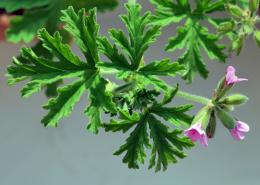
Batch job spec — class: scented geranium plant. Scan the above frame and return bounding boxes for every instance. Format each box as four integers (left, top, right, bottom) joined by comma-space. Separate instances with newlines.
4, 0, 255, 171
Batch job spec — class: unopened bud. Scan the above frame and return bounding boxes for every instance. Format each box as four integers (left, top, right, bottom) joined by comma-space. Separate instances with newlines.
218, 21, 235, 34
206, 111, 217, 138
216, 107, 235, 129
226, 4, 244, 18
221, 94, 249, 106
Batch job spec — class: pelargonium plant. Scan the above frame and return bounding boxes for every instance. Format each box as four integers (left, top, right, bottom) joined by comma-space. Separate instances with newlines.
3, 0, 256, 172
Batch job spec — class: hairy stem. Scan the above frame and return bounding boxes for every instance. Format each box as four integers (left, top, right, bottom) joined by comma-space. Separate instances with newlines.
176, 90, 211, 105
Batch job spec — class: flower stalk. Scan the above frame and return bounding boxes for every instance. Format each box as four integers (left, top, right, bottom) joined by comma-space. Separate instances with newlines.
176, 90, 211, 105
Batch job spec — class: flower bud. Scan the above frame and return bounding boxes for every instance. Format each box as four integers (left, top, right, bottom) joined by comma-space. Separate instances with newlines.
249, 0, 260, 13
184, 122, 209, 147
218, 21, 235, 34
221, 94, 249, 106
214, 77, 231, 101
230, 121, 250, 141
216, 107, 235, 129
206, 111, 216, 139
226, 4, 244, 18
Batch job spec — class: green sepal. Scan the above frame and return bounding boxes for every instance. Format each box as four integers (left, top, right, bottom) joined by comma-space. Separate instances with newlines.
220, 94, 249, 106
218, 21, 235, 34
216, 107, 235, 129
192, 106, 213, 129
226, 3, 244, 18
206, 111, 217, 138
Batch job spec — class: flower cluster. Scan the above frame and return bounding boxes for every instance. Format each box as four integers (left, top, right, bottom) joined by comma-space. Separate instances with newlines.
185, 66, 250, 147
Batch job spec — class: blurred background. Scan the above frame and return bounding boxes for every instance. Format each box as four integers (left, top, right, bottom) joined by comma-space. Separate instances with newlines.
0, 0, 259, 184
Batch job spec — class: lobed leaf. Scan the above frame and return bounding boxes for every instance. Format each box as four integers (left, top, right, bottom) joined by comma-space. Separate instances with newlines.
7, 7, 116, 133
151, 0, 228, 82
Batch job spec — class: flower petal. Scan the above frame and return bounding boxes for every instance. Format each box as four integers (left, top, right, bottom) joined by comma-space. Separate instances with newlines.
236, 121, 250, 132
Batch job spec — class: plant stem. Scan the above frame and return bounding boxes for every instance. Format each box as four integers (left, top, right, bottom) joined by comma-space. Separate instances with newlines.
176, 90, 211, 105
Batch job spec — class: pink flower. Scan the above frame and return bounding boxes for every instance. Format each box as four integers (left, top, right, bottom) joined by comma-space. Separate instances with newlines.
230, 121, 250, 141
184, 123, 209, 147
225, 66, 248, 85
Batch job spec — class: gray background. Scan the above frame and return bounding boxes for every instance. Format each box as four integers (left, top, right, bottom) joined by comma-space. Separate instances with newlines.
0, 0, 259, 184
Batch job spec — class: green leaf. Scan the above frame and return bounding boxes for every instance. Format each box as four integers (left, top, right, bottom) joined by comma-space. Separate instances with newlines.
38, 29, 84, 67
150, 0, 189, 26
150, 85, 193, 127
151, 105, 193, 128
6, 7, 51, 43
108, 110, 194, 171
42, 79, 86, 127
106, 84, 194, 171
148, 114, 194, 172
166, 21, 226, 82
61, 7, 100, 66
151, 0, 227, 82
104, 110, 140, 133
85, 75, 116, 134
2, 0, 118, 43
99, 2, 162, 69
138, 59, 185, 76
98, 2, 184, 91
7, 7, 115, 133
113, 114, 151, 169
